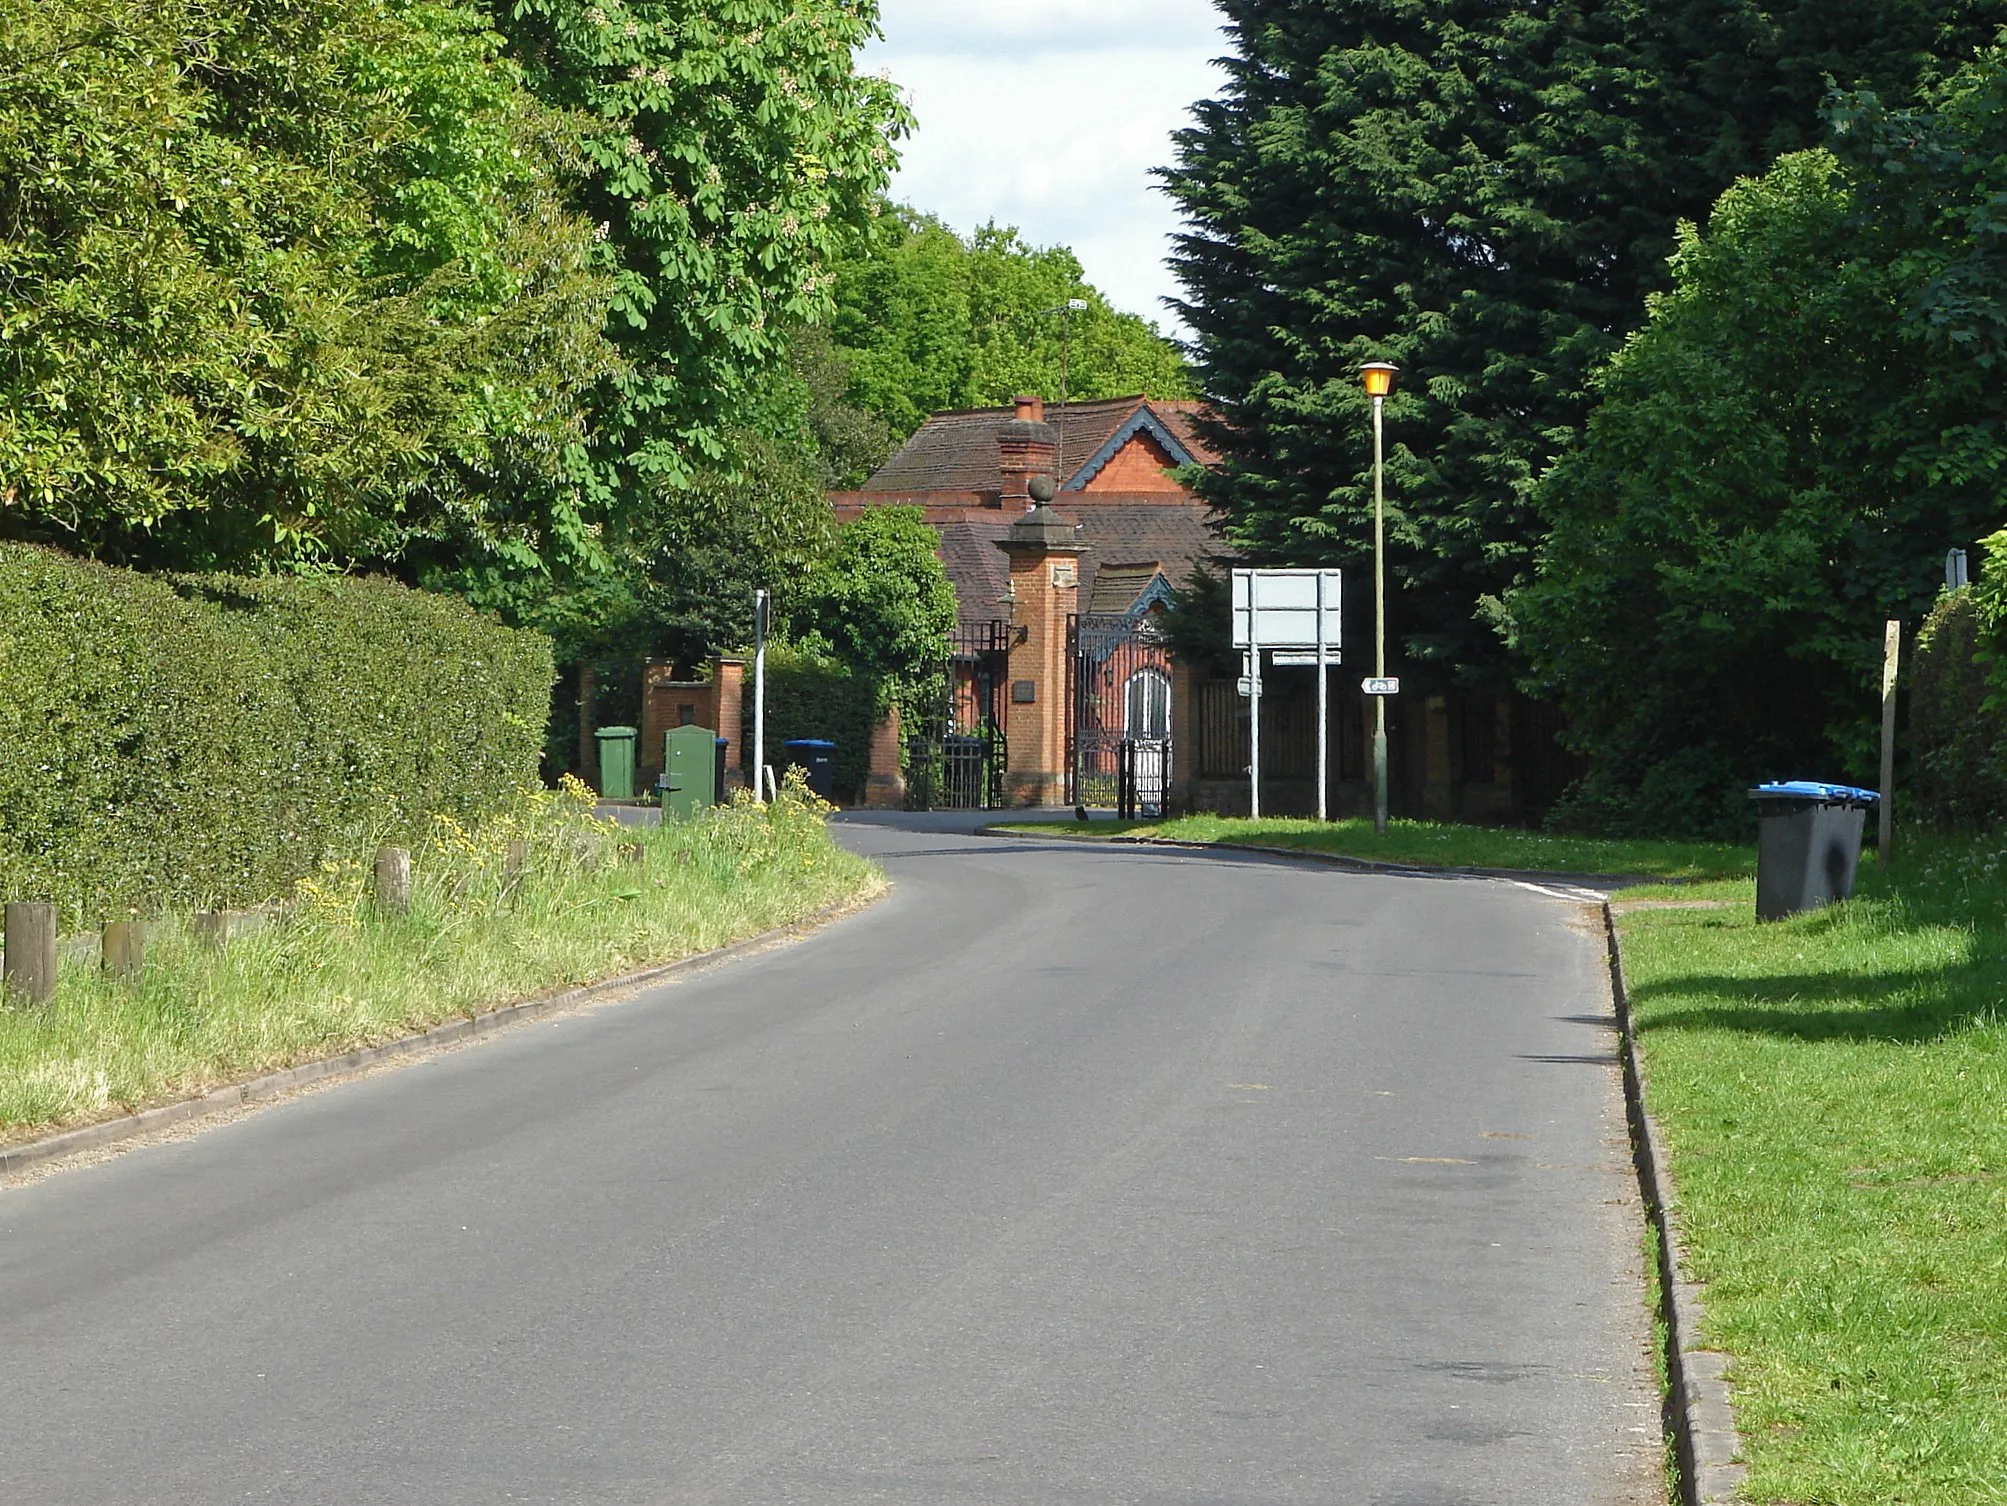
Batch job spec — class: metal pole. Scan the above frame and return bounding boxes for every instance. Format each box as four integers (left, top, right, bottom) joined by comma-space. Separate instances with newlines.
1249, 649, 1263, 821
1372, 394, 1389, 835
1315, 571, 1329, 822
753, 589, 769, 805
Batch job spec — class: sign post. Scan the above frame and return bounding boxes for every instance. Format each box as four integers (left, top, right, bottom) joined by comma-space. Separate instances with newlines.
1879, 619, 1899, 862
1232, 569, 1342, 821
753, 589, 770, 804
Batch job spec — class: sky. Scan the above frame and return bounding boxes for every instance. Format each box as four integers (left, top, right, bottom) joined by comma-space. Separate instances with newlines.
859, 0, 1229, 340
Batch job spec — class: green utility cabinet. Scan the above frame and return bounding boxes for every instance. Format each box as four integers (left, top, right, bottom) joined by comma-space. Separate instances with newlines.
595, 725, 637, 800
660, 724, 718, 819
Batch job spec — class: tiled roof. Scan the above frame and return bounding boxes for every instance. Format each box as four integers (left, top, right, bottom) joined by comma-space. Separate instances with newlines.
929, 501, 1229, 631
1085, 563, 1165, 617
1070, 502, 1227, 607
861, 396, 1218, 498
935, 517, 1014, 628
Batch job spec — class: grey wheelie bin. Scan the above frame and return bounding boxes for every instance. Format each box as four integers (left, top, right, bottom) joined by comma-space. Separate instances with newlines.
1750, 781, 1880, 920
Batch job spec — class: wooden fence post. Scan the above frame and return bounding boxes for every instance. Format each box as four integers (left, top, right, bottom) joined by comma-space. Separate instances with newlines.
502, 839, 529, 905
3, 901, 57, 1003
374, 846, 412, 914
102, 920, 147, 978
194, 911, 230, 948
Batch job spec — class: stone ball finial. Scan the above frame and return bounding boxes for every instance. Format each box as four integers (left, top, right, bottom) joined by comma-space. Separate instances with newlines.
1027, 473, 1057, 504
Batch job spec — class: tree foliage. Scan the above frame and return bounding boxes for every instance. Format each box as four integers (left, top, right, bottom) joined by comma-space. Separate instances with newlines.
491, 0, 910, 493
830, 210, 1193, 440
1161, 0, 2007, 686
0, 0, 617, 570
1516, 46, 2007, 833
793, 504, 958, 697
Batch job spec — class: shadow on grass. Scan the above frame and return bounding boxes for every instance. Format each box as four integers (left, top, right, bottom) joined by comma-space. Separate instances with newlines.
1631, 956, 2005, 1045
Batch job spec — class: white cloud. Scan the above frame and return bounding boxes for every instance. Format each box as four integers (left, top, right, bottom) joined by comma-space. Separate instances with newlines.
862, 0, 1227, 337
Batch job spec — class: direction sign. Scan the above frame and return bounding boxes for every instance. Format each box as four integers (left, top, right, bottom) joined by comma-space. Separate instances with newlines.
1361, 677, 1400, 696
1270, 651, 1337, 667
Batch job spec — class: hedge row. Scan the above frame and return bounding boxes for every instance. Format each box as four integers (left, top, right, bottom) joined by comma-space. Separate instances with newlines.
0, 544, 553, 928
744, 644, 881, 803
1911, 584, 2007, 829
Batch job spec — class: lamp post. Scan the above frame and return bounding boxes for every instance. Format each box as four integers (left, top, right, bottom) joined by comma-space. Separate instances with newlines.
1361, 361, 1398, 835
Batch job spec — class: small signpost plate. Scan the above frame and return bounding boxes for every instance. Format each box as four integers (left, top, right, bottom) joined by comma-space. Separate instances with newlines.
1361, 677, 1400, 696
1270, 651, 1336, 667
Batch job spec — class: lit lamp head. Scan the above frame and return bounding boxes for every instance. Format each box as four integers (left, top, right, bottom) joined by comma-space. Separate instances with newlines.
1361, 361, 1398, 400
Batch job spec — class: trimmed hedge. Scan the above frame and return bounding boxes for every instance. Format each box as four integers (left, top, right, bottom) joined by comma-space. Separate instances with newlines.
744, 644, 880, 803
1911, 579, 2007, 830
0, 545, 552, 927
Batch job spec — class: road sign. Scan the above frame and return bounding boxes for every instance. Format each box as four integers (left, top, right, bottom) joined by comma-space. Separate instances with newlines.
1362, 677, 1400, 696
1230, 568, 1342, 650
1237, 676, 1254, 697
1270, 651, 1338, 667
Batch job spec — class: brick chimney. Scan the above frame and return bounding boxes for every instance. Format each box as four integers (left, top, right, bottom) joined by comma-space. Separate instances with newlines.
996, 394, 1057, 508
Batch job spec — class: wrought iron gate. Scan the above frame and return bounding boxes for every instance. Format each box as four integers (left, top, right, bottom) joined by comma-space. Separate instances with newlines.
1067, 611, 1173, 814
905, 620, 1010, 810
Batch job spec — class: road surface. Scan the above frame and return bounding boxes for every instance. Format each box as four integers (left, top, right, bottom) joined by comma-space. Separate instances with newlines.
0, 812, 1658, 1505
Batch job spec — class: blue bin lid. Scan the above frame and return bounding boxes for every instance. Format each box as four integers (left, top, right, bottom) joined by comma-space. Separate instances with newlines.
1750, 780, 1880, 803
783, 739, 836, 751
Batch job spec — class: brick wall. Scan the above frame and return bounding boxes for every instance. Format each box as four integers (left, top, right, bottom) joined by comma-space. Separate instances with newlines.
1079, 432, 1180, 493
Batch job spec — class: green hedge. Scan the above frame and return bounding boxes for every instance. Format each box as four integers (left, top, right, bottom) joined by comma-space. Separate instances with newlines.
0, 545, 552, 927
1912, 583, 2007, 829
744, 644, 880, 803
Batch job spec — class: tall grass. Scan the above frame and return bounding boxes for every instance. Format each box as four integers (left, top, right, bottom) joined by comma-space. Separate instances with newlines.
0, 776, 878, 1139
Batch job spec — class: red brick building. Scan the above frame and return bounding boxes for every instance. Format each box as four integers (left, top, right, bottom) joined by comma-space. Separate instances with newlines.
831, 392, 1584, 821
832, 394, 1221, 807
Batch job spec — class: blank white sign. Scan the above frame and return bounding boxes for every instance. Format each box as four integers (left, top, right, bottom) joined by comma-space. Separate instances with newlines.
1231, 569, 1342, 650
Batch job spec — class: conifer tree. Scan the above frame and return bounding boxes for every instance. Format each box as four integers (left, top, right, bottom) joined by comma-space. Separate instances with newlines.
1161, 0, 2007, 682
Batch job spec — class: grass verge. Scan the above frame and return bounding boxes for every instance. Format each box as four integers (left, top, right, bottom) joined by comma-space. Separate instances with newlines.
1620, 834, 2007, 1505
997, 812, 1754, 883
0, 779, 878, 1142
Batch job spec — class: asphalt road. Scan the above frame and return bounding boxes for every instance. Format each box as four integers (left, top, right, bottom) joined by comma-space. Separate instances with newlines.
0, 813, 1659, 1505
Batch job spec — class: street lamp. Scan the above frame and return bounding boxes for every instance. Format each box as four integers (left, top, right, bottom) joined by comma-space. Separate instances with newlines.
1361, 361, 1398, 835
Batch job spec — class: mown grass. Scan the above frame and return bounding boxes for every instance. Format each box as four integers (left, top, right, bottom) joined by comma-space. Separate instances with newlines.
998, 812, 1754, 882
1621, 834, 2007, 1505
0, 779, 878, 1141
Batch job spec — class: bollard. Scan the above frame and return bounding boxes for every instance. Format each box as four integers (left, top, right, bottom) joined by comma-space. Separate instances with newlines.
3, 901, 57, 1003
374, 846, 412, 914
502, 839, 529, 904
102, 920, 147, 978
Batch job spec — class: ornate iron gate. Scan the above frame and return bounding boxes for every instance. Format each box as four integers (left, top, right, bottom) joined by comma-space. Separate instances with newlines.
905, 620, 1010, 810
1067, 611, 1173, 815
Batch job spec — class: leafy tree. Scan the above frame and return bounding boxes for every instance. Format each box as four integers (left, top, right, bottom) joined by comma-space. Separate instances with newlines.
830, 210, 1194, 440
488, 0, 910, 495
0, 0, 616, 570
1160, 0, 2007, 687
794, 505, 958, 698
1516, 43, 2007, 833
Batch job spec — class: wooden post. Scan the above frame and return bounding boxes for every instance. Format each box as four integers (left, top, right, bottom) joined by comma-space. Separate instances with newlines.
374, 845, 412, 914
502, 839, 529, 904
619, 840, 645, 866
1879, 619, 1900, 862
102, 920, 146, 978
3, 901, 57, 1003
194, 911, 230, 948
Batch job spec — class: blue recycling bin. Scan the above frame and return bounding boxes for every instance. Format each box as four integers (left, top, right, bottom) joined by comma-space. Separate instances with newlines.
1750, 781, 1880, 920
781, 739, 837, 801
